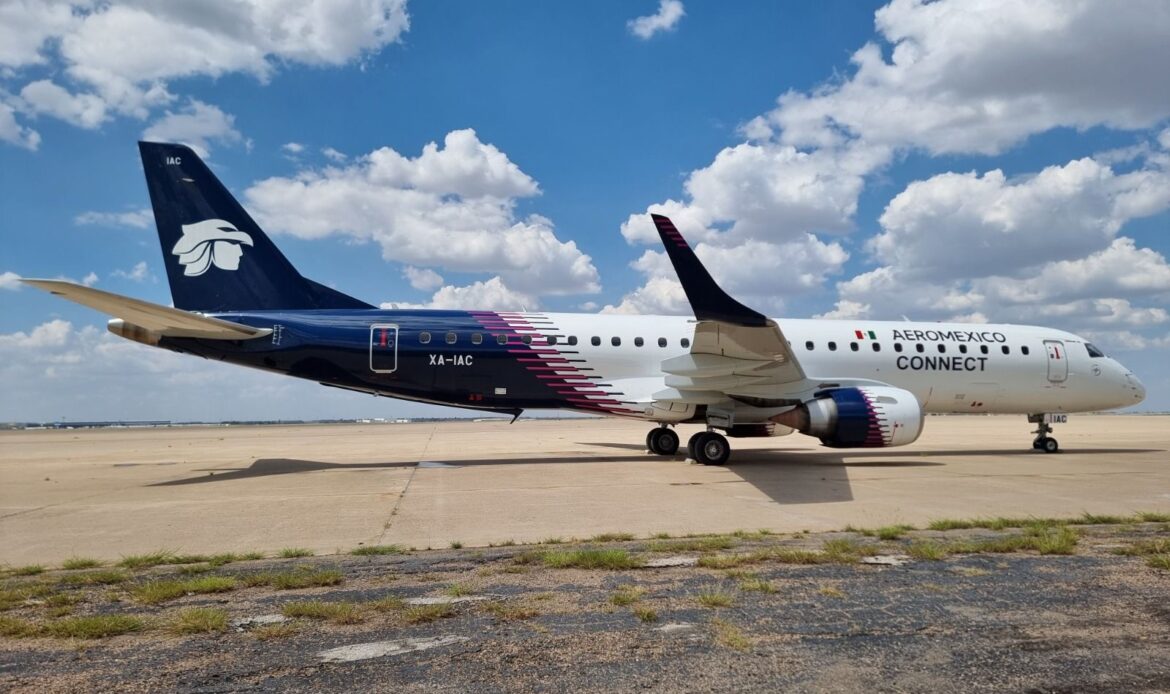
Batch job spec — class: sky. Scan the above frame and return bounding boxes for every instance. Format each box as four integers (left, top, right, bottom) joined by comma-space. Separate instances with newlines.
1, 0, 1168, 422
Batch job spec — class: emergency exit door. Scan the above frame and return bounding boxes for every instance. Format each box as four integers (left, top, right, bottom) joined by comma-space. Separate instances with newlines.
370, 324, 398, 373
1044, 340, 1067, 383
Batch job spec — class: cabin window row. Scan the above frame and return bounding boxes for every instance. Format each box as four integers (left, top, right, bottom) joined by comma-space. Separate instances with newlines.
416, 332, 691, 348
802, 341, 1030, 356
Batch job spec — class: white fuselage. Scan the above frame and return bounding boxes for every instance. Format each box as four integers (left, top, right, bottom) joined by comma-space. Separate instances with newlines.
526, 314, 1145, 417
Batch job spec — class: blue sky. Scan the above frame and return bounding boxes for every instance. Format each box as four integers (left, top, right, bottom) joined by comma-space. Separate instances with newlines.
2, 0, 1168, 421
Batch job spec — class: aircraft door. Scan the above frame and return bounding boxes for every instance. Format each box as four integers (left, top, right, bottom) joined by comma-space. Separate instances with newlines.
1044, 340, 1067, 383
370, 324, 398, 373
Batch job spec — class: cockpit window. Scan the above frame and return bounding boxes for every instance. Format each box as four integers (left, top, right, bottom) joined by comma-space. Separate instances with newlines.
1085, 343, 1106, 358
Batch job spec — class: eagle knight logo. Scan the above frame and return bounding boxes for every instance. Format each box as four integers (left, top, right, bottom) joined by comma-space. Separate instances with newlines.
171, 219, 254, 276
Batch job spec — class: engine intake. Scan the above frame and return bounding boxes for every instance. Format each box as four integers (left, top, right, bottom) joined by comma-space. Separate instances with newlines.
770, 386, 923, 448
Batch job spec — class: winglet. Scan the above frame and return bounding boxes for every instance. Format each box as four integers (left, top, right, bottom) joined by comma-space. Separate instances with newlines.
651, 214, 768, 327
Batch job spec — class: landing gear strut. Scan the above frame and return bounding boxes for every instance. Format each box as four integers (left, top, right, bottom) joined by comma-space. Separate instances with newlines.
646, 426, 680, 456
1028, 414, 1061, 453
687, 430, 731, 466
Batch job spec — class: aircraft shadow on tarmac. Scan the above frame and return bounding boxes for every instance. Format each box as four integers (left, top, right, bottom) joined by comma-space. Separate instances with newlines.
149, 458, 415, 486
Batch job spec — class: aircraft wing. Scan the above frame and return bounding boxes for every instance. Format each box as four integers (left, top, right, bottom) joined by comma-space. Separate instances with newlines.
649, 215, 807, 405
22, 279, 272, 340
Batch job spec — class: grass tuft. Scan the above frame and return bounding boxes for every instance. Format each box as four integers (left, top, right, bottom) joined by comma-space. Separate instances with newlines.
590, 532, 635, 543
168, 607, 228, 634
1114, 539, 1170, 556
482, 600, 539, 621
738, 577, 775, 593
818, 585, 847, 599
541, 549, 641, 570
367, 596, 405, 612
1079, 512, 1128, 525
118, 551, 211, 569
875, 524, 915, 541
906, 541, 950, 561
282, 600, 364, 624
12, 566, 45, 576
403, 603, 455, 624
60, 569, 129, 586
132, 576, 237, 604
772, 549, 836, 565
711, 618, 750, 651
241, 568, 344, 591
648, 537, 735, 553
350, 545, 406, 556
443, 583, 474, 597
696, 586, 735, 608
44, 614, 144, 639
277, 548, 314, 559
253, 622, 299, 640
1135, 511, 1170, 523
448, 541, 464, 549
61, 557, 103, 570
610, 586, 645, 606
633, 606, 658, 623
0, 615, 39, 637
1147, 555, 1170, 570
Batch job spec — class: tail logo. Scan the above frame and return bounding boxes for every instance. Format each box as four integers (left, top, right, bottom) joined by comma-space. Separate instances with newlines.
172, 219, 254, 276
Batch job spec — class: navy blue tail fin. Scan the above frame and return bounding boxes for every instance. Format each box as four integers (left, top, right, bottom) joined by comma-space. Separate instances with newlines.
138, 141, 372, 312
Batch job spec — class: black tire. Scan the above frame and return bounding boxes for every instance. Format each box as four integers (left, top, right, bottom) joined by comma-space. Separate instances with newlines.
646, 429, 657, 452
687, 432, 704, 460
1032, 439, 1043, 450
648, 427, 679, 456
693, 432, 731, 466
1043, 437, 1059, 454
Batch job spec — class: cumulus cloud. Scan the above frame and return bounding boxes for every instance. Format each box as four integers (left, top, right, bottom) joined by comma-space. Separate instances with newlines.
0, 102, 40, 150
245, 129, 600, 296
0, 271, 24, 291
75, 208, 154, 229
141, 99, 242, 156
382, 276, 536, 311
111, 261, 151, 282
628, 0, 685, 39
0, 0, 410, 148
402, 266, 444, 291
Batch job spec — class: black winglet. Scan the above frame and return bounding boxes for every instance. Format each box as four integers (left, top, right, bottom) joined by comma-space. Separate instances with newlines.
651, 214, 768, 326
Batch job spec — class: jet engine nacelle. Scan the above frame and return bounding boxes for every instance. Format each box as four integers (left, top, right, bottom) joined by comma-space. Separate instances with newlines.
771, 386, 923, 448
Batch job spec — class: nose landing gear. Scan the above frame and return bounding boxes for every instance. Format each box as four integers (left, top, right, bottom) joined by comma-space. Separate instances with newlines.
1028, 414, 1063, 453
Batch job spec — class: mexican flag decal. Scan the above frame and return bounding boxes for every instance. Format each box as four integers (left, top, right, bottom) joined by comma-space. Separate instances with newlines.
854, 329, 876, 340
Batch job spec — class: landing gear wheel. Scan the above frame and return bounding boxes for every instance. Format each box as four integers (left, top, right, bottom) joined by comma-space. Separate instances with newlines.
692, 431, 731, 466
1028, 415, 1061, 454
1041, 437, 1059, 454
647, 427, 679, 456
686, 432, 704, 460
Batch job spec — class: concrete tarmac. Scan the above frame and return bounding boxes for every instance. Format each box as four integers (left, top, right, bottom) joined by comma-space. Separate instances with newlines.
1, 415, 1167, 565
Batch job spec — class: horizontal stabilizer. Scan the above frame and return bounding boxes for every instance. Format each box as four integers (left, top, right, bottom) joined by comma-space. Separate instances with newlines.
22, 279, 271, 340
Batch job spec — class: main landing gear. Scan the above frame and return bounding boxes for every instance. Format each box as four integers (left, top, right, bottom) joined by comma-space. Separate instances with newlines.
687, 430, 731, 466
645, 425, 732, 465
646, 426, 680, 456
1028, 414, 1062, 453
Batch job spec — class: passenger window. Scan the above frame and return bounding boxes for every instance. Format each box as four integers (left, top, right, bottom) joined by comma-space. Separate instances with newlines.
445, 332, 457, 344
611, 336, 621, 346
419, 331, 431, 344
872, 343, 881, 352
894, 343, 903, 353
681, 338, 690, 348
959, 344, 967, 354
980, 344, 989, 354
850, 342, 859, 351
634, 337, 644, 347
591, 336, 601, 346
828, 341, 837, 351
568, 336, 578, 346
547, 335, 557, 346
1021, 345, 1029, 356
915, 344, 924, 353
937, 344, 946, 353
1002, 345, 1010, 355
471, 333, 483, 345
658, 337, 667, 347
522, 335, 532, 345
805, 340, 814, 351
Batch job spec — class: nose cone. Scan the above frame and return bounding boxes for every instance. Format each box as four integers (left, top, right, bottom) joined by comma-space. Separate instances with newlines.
1127, 373, 1146, 405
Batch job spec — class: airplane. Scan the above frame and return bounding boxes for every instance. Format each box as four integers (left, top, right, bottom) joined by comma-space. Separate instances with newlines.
24, 142, 1146, 464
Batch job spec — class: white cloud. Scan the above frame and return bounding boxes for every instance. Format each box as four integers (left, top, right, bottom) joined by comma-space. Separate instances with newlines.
81, 272, 98, 287
0, 102, 40, 150
75, 208, 154, 229
872, 158, 1170, 281
19, 79, 108, 128
0, 0, 410, 148
321, 146, 347, 162
112, 261, 150, 282
141, 99, 242, 156
763, 0, 1170, 156
628, 0, 685, 39
245, 129, 599, 296
402, 265, 443, 291
382, 276, 536, 311
0, 271, 23, 291
0, 319, 73, 349
282, 141, 305, 154
602, 277, 687, 315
